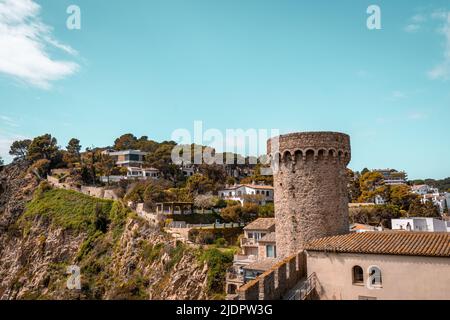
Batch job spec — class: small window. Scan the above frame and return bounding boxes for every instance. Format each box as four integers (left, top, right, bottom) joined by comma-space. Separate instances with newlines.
368, 266, 382, 288
352, 266, 364, 285
266, 245, 276, 258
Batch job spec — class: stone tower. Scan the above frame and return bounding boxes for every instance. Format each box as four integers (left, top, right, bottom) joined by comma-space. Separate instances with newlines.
267, 132, 351, 258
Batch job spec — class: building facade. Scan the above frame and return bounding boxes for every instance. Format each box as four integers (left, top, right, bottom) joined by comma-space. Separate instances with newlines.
373, 169, 407, 185
305, 232, 450, 300
226, 218, 277, 298
219, 184, 274, 205
102, 149, 148, 167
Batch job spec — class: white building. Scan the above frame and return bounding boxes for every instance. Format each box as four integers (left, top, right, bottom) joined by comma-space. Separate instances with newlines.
219, 184, 274, 205
411, 184, 448, 215
391, 217, 449, 232
181, 165, 195, 177
100, 167, 159, 183
411, 184, 438, 196
374, 195, 385, 205
421, 193, 447, 215
127, 167, 159, 179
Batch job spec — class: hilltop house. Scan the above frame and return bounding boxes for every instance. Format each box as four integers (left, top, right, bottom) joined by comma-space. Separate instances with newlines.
219, 184, 274, 205
373, 169, 407, 185
100, 166, 160, 183
411, 184, 439, 195
102, 149, 148, 168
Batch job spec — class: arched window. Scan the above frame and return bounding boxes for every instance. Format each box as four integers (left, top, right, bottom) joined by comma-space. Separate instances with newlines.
352, 266, 364, 285
368, 266, 382, 288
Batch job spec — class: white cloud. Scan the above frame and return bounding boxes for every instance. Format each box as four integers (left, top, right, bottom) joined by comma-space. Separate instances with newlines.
404, 24, 420, 33
0, 0, 79, 89
412, 14, 426, 23
404, 13, 427, 33
431, 9, 448, 20
428, 11, 450, 80
391, 90, 407, 100
0, 114, 19, 127
408, 111, 427, 120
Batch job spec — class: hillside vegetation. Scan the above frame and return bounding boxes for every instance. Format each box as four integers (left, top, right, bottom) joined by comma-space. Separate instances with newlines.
0, 165, 217, 300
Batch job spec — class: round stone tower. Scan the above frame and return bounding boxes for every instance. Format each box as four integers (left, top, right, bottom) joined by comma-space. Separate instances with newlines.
267, 132, 351, 258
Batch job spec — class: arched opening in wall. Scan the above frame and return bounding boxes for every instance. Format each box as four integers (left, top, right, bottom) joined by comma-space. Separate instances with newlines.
352, 265, 364, 285
338, 150, 343, 162
294, 150, 303, 166
283, 151, 292, 163
318, 149, 326, 161
328, 149, 336, 160
282, 151, 293, 170
368, 266, 382, 288
305, 149, 315, 162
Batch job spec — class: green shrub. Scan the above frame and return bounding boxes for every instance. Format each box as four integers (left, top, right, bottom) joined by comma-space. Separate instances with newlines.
141, 242, 163, 263
165, 242, 185, 271
197, 248, 234, 295
214, 238, 227, 247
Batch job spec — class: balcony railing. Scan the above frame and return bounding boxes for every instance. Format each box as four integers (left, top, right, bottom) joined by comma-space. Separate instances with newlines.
240, 238, 257, 246
226, 266, 244, 283
233, 254, 257, 264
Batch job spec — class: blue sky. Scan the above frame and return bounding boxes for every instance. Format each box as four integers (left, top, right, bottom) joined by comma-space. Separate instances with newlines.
0, 0, 449, 179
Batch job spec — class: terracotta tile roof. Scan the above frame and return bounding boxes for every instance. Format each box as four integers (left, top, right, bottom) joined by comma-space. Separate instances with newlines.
350, 223, 378, 231
222, 184, 274, 191
305, 232, 450, 258
243, 184, 274, 190
244, 218, 275, 231
258, 232, 276, 243
243, 258, 278, 272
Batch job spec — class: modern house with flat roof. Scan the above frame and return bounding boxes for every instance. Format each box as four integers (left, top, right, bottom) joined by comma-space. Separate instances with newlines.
100, 166, 160, 183
102, 149, 148, 167
373, 168, 407, 185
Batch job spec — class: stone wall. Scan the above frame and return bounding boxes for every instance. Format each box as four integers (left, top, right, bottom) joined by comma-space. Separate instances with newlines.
267, 132, 351, 258
47, 176, 120, 201
46, 175, 78, 191
81, 186, 105, 198
237, 251, 307, 300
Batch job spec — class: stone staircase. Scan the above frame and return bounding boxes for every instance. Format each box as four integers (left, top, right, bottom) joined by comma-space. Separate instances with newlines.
284, 272, 317, 300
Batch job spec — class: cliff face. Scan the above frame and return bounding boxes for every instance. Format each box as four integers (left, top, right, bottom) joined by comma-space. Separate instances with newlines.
0, 162, 209, 300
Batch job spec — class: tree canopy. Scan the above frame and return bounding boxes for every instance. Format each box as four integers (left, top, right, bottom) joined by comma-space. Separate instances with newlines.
9, 139, 31, 160
27, 134, 58, 161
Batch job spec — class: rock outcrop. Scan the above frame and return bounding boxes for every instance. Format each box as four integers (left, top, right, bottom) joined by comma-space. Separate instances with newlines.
0, 161, 209, 300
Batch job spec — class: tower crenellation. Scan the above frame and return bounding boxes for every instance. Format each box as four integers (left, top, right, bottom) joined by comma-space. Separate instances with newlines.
267, 132, 351, 258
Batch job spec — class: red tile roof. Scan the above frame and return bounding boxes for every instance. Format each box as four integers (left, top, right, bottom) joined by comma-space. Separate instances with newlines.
244, 218, 275, 231
305, 231, 450, 258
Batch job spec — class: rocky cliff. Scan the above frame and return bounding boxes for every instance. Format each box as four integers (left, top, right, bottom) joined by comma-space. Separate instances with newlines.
0, 161, 214, 300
